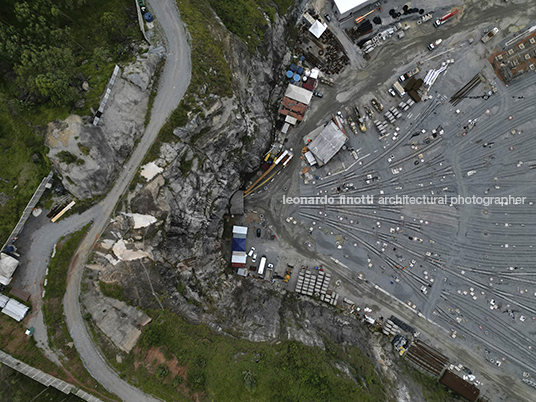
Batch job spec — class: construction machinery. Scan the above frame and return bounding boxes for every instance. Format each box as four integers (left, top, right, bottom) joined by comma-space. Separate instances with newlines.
364, 105, 374, 119
283, 269, 291, 283
371, 98, 383, 112
354, 106, 366, 132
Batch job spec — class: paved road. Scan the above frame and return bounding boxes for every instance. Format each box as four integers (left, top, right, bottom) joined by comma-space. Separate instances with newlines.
62, 1, 191, 401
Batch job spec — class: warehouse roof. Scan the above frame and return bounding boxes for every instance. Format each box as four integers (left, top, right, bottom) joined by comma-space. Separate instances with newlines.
307, 121, 347, 165
2, 298, 29, 322
309, 20, 327, 38
232, 226, 248, 235
0, 294, 9, 309
237, 268, 248, 277
0, 253, 19, 286
285, 84, 313, 105
440, 370, 480, 402
334, 0, 369, 15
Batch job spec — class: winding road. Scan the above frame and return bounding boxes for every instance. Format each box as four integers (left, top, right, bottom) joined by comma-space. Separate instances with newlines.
14, 0, 191, 400
64, 1, 191, 400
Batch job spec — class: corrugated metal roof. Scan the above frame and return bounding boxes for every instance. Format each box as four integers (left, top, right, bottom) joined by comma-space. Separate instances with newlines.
309, 20, 327, 39
334, 0, 370, 15
285, 115, 298, 125
2, 298, 29, 322
0, 295, 9, 309
232, 238, 246, 252
285, 84, 313, 105
231, 253, 247, 263
232, 226, 248, 234
307, 122, 347, 165
440, 370, 480, 402
305, 151, 317, 165
0, 253, 19, 286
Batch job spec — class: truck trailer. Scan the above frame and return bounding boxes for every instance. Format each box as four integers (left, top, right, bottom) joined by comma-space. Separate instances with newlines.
434, 9, 458, 27
481, 27, 499, 43
393, 82, 406, 97
258, 256, 267, 278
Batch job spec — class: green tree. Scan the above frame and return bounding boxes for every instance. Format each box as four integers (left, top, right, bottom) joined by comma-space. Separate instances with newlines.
15, 46, 78, 104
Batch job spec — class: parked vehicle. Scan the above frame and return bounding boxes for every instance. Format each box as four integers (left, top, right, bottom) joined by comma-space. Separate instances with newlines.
248, 247, 255, 257
313, 91, 323, 98
364, 105, 374, 119
393, 82, 406, 97
258, 256, 267, 278
354, 106, 366, 132
371, 98, 383, 112
400, 67, 420, 82
388, 88, 396, 97
434, 9, 458, 27
256, 228, 261, 237
481, 27, 499, 43
428, 39, 443, 50
252, 253, 257, 263
324, 13, 331, 22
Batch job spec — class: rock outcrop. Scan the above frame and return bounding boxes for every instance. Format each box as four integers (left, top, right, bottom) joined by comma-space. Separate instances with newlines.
45, 50, 162, 199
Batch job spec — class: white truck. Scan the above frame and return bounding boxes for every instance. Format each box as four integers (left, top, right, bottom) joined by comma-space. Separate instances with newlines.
393, 82, 406, 97
258, 256, 267, 278
428, 39, 443, 51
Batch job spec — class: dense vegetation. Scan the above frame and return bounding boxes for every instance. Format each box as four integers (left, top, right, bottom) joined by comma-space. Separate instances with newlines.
0, 0, 140, 110
206, 0, 294, 52
0, 102, 49, 243
106, 309, 388, 401
0, 0, 140, 245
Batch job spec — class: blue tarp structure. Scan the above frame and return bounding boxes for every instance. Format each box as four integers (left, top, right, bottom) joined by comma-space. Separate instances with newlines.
232, 238, 246, 252
286, 70, 293, 78
297, 67, 304, 75
290, 64, 297, 72
294, 74, 301, 82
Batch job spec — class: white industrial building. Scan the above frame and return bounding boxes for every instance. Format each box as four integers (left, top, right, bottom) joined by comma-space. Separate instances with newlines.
0, 295, 30, 322
0, 252, 19, 286
333, 0, 373, 20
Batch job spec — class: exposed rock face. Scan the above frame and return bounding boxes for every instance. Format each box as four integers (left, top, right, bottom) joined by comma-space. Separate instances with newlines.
144, 14, 290, 261
45, 50, 162, 199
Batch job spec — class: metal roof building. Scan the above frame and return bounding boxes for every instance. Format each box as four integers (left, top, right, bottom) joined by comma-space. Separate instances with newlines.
237, 268, 248, 277
333, 0, 372, 19
440, 370, 480, 402
0, 253, 19, 286
309, 20, 327, 38
284, 84, 313, 105
2, 297, 30, 322
0, 294, 9, 309
307, 121, 348, 165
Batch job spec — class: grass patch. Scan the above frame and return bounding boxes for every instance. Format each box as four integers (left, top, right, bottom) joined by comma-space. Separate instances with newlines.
41, 223, 118, 400
97, 308, 388, 401
401, 360, 452, 402
206, 0, 293, 53
99, 281, 129, 304
0, 102, 50, 245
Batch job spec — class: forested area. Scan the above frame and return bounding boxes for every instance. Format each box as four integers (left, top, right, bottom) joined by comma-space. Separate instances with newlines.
0, 0, 140, 244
